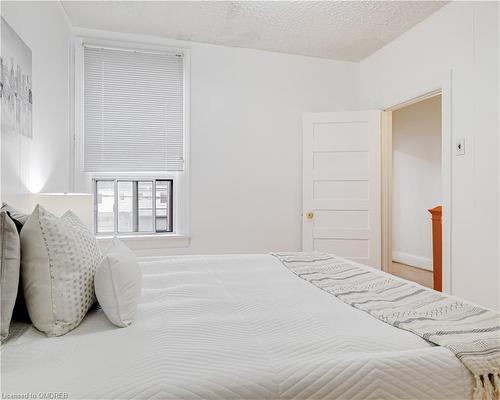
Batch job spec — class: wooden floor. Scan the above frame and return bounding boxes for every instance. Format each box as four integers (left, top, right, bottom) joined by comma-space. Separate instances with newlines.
389, 262, 433, 289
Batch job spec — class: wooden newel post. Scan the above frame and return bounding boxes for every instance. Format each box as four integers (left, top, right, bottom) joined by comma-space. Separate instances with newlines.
428, 206, 442, 292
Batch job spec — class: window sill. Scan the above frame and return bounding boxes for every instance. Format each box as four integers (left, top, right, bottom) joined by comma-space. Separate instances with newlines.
97, 233, 190, 251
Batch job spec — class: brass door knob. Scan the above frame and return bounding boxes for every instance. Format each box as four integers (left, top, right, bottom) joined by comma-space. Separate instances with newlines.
306, 211, 314, 220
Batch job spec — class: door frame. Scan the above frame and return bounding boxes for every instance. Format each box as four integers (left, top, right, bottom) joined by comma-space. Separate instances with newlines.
380, 71, 452, 294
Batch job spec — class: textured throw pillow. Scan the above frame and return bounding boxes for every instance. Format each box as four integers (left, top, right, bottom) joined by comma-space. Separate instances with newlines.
95, 238, 142, 327
20, 205, 101, 336
1, 203, 29, 229
0, 211, 21, 342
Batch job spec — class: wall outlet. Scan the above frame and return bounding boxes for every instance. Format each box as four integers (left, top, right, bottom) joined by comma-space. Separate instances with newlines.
455, 138, 465, 156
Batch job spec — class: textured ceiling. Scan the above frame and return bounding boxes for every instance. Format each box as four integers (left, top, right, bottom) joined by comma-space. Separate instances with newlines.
61, 1, 447, 62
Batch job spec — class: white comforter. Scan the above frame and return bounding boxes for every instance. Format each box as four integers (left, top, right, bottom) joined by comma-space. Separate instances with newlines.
2, 254, 473, 399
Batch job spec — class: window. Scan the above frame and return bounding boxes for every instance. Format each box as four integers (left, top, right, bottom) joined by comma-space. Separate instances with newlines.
95, 179, 173, 235
75, 38, 190, 238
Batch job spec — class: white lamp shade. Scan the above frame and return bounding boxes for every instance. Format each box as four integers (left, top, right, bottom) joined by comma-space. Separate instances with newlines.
30, 193, 93, 230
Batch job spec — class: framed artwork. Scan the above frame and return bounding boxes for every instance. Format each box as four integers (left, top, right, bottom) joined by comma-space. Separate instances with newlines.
1, 17, 32, 139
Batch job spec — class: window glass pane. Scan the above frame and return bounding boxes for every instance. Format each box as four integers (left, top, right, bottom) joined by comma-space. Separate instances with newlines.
118, 181, 133, 233
96, 181, 114, 233
138, 181, 153, 232
155, 180, 172, 232
96, 179, 174, 235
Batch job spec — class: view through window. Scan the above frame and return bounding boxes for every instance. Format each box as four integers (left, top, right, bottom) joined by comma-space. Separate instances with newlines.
95, 179, 173, 234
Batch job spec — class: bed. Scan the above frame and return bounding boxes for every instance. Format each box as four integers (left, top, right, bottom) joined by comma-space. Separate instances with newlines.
2, 254, 474, 399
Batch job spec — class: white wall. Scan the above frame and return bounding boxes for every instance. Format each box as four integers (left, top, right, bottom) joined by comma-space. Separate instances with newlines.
359, 2, 499, 310
72, 28, 359, 255
1, 1, 72, 210
189, 44, 357, 254
392, 95, 442, 270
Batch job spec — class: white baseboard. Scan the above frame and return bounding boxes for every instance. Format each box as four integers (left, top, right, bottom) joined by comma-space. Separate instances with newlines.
392, 251, 433, 271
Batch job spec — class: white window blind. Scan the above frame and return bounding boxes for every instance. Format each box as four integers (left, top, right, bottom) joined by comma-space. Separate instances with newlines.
84, 45, 184, 172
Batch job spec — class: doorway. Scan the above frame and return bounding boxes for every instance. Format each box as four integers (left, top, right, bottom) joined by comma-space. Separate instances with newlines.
381, 90, 449, 291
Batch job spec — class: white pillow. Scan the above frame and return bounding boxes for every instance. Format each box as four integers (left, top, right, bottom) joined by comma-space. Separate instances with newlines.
20, 205, 101, 336
94, 238, 142, 327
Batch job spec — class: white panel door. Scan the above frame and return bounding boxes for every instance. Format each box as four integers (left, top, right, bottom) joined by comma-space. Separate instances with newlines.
303, 111, 381, 268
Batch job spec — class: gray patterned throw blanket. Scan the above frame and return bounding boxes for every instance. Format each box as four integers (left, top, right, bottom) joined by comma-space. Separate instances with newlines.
272, 252, 500, 400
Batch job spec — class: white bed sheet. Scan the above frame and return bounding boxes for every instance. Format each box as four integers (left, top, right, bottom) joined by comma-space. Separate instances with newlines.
2, 254, 474, 399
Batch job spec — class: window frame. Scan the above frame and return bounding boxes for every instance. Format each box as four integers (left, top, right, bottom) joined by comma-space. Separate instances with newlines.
72, 35, 191, 239
93, 178, 174, 237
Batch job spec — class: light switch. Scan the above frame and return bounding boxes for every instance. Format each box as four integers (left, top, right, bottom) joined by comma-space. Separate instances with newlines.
455, 138, 465, 156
